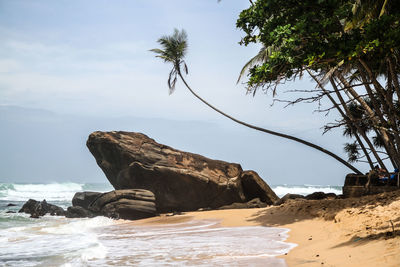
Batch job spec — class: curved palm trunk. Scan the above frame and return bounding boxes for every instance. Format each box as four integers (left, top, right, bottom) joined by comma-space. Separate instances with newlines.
177, 71, 362, 174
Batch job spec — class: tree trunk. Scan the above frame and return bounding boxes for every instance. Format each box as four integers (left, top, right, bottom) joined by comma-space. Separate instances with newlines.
307, 69, 375, 168
335, 72, 400, 168
329, 77, 385, 169
177, 71, 362, 174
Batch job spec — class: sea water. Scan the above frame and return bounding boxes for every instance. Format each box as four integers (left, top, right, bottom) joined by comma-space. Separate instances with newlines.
0, 183, 339, 266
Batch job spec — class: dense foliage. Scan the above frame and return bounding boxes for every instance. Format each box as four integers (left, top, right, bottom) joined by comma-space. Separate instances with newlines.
237, 0, 400, 171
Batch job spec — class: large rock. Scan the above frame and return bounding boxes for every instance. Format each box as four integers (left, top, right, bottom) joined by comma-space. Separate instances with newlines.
88, 189, 157, 220
87, 131, 278, 212
19, 199, 65, 218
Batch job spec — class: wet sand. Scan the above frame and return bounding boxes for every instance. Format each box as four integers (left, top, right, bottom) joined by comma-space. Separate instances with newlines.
133, 190, 400, 266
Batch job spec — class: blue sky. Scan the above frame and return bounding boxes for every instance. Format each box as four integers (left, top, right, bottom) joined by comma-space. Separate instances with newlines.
0, 0, 364, 185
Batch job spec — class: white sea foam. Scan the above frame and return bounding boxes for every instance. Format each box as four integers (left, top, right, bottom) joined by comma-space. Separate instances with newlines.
42, 216, 118, 235
0, 215, 113, 266
272, 184, 342, 198
80, 243, 107, 261
0, 182, 84, 201
0, 183, 313, 266
0, 182, 113, 202
0, 214, 295, 266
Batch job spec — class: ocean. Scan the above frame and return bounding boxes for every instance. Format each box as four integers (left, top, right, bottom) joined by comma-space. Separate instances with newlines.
0, 182, 341, 266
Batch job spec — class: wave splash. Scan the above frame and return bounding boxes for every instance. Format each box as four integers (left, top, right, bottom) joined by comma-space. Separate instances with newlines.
0, 183, 112, 202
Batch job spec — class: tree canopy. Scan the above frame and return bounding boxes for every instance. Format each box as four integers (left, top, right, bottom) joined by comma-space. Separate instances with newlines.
237, 0, 400, 171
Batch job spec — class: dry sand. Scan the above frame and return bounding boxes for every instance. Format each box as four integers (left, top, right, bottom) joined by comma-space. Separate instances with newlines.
133, 190, 400, 266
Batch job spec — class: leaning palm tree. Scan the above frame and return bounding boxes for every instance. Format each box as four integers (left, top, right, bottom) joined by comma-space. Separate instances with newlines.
151, 28, 362, 174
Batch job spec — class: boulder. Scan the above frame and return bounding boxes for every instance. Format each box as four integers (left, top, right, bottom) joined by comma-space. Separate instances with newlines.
240, 171, 279, 204
65, 206, 96, 218
274, 194, 305, 206
19, 199, 65, 218
7, 203, 17, 207
305, 192, 337, 200
72, 192, 102, 209
87, 131, 278, 212
88, 189, 157, 220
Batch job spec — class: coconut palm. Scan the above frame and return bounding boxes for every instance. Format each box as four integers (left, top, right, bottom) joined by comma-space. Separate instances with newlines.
151, 28, 362, 174
345, 0, 390, 31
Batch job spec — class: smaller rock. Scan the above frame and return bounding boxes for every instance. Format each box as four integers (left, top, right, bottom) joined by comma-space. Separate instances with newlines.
6, 211, 16, 213
274, 194, 305, 205
240, 171, 279, 204
218, 198, 268, 210
305, 192, 336, 200
19, 199, 65, 218
72, 192, 102, 209
7, 203, 17, 207
65, 206, 96, 218
88, 189, 157, 220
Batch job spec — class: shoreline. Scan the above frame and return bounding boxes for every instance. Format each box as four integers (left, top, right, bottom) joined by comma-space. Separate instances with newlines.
132, 190, 400, 267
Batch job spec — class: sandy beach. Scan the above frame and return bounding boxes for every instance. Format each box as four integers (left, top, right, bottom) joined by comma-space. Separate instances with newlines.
134, 190, 400, 266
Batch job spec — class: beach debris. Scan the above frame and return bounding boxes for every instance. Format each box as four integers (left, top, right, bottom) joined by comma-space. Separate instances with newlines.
389, 220, 395, 233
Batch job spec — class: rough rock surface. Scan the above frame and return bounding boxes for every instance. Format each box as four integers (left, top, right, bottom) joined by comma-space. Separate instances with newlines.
19, 199, 65, 218
72, 192, 102, 209
240, 171, 278, 204
88, 189, 156, 220
87, 131, 278, 212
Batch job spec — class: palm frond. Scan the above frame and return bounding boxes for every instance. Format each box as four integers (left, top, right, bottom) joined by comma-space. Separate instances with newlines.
237, 45, 277, 84
151, 28, 189, 94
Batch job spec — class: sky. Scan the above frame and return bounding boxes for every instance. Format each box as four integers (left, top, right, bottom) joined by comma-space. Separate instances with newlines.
0, 0, 366, 185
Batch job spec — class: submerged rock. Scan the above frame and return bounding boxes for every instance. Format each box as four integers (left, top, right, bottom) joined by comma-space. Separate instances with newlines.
87, 131, 278, 212
19, 199, 65, 218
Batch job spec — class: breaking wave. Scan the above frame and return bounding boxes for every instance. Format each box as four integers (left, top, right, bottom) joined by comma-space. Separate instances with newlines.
0, 182, 112, 202
271, 184, 342, 198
